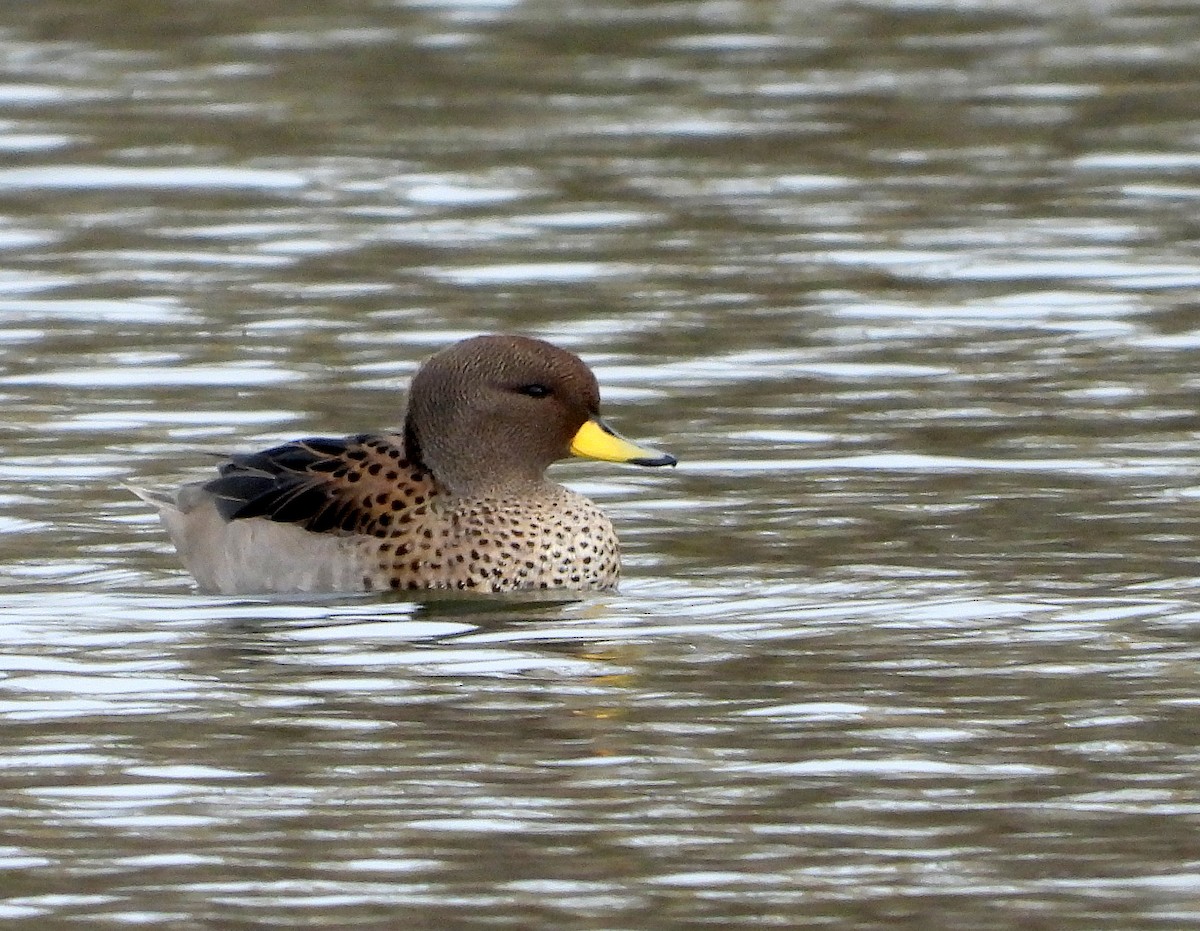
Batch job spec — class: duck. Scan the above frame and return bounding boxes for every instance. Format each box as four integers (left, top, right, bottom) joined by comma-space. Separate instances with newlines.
130, 334, 676, 596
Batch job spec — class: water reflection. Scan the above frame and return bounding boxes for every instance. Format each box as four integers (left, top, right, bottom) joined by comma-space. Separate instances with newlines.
4, 584, 1200, 925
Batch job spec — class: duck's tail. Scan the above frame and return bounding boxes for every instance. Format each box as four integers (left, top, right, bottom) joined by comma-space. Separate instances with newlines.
125, 484, 182, 513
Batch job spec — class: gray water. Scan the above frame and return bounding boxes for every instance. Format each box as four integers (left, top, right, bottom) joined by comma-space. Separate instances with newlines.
2, 1, 1200, 928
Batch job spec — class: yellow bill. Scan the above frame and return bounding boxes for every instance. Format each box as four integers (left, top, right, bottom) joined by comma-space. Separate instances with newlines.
570, 418, 676, 467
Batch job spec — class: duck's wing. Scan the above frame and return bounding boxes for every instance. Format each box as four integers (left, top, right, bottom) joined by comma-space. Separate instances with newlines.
204, 432, 435, 536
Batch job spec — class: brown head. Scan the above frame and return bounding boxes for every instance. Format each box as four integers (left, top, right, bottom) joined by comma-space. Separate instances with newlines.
405, 334, 675, 497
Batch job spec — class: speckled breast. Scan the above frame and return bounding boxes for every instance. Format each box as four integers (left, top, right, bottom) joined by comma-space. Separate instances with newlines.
355, 488, 621, 594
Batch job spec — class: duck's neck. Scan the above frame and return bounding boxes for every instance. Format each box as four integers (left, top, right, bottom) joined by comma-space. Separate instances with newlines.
404, 421, 551, 501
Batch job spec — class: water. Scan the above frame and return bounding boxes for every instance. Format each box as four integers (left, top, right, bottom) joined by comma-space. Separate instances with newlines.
3, 0, 1200, 927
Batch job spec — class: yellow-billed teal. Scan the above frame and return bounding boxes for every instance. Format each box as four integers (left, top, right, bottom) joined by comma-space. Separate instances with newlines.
130, 334, 676, 596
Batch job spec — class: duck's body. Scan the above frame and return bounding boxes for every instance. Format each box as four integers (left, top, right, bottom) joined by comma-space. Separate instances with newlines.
134, 432, 621, 595
132, 336, 674, 596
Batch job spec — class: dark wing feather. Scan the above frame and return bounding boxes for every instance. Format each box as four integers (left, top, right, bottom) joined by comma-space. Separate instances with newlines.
204, 433, 435, 536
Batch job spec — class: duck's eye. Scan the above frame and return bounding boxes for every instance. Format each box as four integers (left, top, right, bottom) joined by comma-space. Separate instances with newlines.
516, 383, 551, 399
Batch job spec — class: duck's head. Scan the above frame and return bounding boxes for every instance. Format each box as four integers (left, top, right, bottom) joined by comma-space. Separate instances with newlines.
405, 334, 676, 497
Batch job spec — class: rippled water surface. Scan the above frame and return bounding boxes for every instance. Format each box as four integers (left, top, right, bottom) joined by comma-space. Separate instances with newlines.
3, 0, 1200, 927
